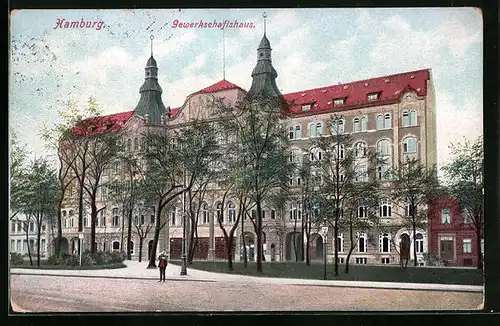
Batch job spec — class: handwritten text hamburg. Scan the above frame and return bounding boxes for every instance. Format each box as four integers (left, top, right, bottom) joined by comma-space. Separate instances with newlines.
53, 18, 104, 30
172, 19, 255, 29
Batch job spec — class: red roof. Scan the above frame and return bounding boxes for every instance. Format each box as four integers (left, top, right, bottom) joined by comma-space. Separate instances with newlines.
72, 111, 134, 136
191, 79, 244, 95
283, 69, 430, 116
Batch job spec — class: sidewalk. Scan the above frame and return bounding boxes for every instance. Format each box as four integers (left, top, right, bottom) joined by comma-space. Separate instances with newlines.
10, 261, 483, 293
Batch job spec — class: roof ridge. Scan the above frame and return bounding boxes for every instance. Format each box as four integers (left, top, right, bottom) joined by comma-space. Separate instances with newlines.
283, 68, 430, 96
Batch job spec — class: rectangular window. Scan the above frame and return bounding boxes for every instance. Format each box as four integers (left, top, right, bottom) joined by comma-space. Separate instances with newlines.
355, 257, 367, 264
42, 225, 46, 232
11, 240, 15, 251
463, 239, 472, 253
11, 222, 15, 233
17, 240, 21, 251
378, 165, 391, 181
41, 239, 46, 252
441, 208, 451, 224
295, 125, 301, 139
333, 98, 344, 105
301, 104, 311, 111
355, 165, 368, 182
271, 210, 276, 220
381, 258, 390, 264
29, 222, 34, 232
367, 93, 379, 100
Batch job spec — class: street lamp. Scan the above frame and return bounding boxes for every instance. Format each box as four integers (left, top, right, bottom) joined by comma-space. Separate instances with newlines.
321, 217, 328, 280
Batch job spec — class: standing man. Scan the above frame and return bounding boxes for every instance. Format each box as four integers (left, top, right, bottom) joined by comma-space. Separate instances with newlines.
158, 250, 167, 282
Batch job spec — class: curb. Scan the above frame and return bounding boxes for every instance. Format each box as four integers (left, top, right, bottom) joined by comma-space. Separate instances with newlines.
291, 282, 483, 293
10, 272, 217, 283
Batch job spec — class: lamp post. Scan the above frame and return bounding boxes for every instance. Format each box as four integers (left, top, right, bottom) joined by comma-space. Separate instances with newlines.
180, 169, 187, 276
321, 217, 328, 280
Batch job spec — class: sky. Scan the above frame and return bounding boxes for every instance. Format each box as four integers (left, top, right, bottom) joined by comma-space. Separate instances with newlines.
9, 8, 483, 174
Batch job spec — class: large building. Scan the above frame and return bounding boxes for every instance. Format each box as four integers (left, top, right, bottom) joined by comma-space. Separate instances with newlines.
59, 24, 437, 266
9, 214, 50, 258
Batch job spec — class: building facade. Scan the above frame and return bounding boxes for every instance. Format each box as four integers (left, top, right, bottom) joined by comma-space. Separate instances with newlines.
9, 214, 50, 258
428, 196, 481, 267
59, 26, 437, 266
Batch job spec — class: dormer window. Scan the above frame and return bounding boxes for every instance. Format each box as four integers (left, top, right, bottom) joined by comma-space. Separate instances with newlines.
333, 98, 345, 105
301, 104, 311, 111
367, 93, 379, 100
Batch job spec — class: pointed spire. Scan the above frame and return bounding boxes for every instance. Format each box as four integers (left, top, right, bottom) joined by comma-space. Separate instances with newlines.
248, 12, 282, 99
150, 34, 154, 56
223, 28, 226, 80
133, 36, 166, 125
263, 11, 267, 36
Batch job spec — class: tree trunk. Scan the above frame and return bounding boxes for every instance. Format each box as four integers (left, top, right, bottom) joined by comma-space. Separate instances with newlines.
127, 208, 132, 260
241, 208, 247, 267
188, 220, 196, 263
138, 237, 143, 262
345, 247, 354, 274
91, 200, 97, 253
334, 215, 339, 276
300, 213, 305, 261
476, 228, 482, 270
120, 208, 126, 252
25, 228, 33, 266
56, 198, 63, 256
147, 201, 163, 268
305, 215, 311, 266
255, 200, 263, 273
37, 224, 42, 267
413, 221, 417, 267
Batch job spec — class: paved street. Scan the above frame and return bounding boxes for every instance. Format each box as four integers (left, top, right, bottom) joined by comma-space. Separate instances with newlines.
10, 261, 483, 312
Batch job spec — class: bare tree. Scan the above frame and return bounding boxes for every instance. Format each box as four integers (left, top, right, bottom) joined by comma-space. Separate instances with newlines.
391, 157, 439, 267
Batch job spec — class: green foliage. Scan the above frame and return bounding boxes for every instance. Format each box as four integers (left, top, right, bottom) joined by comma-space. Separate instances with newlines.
46, 251, 125, 267
10, 253, 24, 266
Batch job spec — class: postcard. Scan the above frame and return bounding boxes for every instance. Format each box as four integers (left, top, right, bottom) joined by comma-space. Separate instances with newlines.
9, 8, 484, 312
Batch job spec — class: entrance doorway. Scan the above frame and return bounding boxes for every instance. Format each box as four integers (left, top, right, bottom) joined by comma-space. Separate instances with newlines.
440, 238, 454, 261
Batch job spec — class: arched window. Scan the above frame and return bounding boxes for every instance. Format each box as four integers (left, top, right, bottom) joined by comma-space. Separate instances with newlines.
335, 233, 344, 253
357, 200, 368, 218
316, 123, 323, 136
332, 119, 344, 135
360, 117, 367, 131
415, 233, 424, 253
289, 202, 298, 220
310, 147, 322, 161
309, 122, 323, 138
228, 202, 236, 223
216, 202, 223, 223
112, 208, 120, 227
403, 137, 417, 153
112, 241, 120, 252
99, 210, 106, 227
295, 125, 301, 139
171, 207, 177, 226
355, 142, 367, 158
289, 149, 299, 163
376, 115, 384, 130
62, 210, 67, 217
402, 111, 410, 127
130, 241, 134, 255
333, 144, 344, 159
202, 202, 209, 224
379, 199, 392, 217
410, 110, 417, 126
379, 233, 391, 252
384, 113, 391, 129
376, 139, 392, 157
353, 118, 360, 133
357, 232, 367, 253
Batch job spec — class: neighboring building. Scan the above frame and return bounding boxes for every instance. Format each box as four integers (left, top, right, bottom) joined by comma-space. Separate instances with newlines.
9, 214, 50, 258
58, 21, 437, 266
428, 196, 480, 267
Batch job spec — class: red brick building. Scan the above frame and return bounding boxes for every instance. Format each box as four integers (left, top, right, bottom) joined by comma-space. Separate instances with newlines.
428, 196, 479, 267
